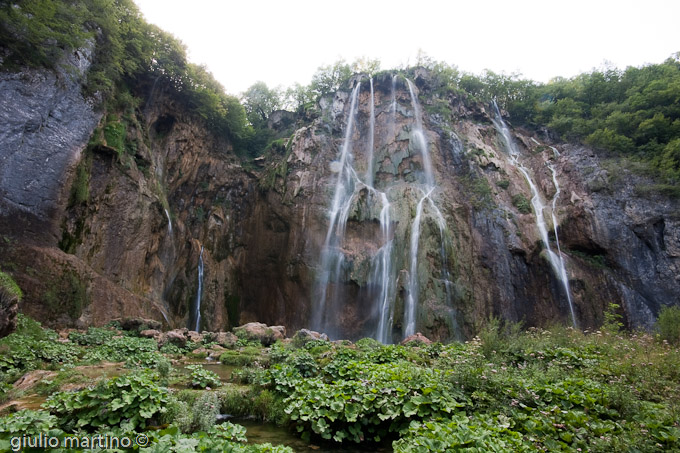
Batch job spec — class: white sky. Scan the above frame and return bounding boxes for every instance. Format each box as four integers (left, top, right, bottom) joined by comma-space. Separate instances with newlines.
133, 0, 680, 96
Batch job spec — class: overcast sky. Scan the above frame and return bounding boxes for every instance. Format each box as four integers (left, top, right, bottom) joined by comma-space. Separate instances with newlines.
133, 0, 680, 96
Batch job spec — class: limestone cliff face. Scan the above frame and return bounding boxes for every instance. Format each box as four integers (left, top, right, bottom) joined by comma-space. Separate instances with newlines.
259, 72, 680, 340
0, 58, 677, 339
0, 51, 256, 330
0, 47, 100, 243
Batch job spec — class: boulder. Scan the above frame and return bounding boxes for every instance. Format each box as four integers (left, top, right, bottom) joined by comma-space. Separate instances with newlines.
140, 329, 160, 339
233, 322, 285, 346
292, 329, 329, 346
400, 332, 432, 346
159, 329, 187, 347
215, 331, 238, 348
187, 331, 203, 343
114, 317, 162, 332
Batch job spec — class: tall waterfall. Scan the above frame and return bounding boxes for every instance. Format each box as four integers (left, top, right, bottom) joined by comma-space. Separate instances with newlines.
404, 188, 431, 336
193, 246, 204, 332
313, 82, 363, 336
365, 78, 375, 187
406, 79, 435, 187
374, 192, 394, 344
314, 75, 456, 342
402, 79, 451, 338
548, 164, 576, 326
491, 102, 577, 326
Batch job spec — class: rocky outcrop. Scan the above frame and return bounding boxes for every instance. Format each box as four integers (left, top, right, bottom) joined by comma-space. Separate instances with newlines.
0, 53, 677, 341
292, 329, 330, 344
400, 333, 432, 346
0, 47, 101, 244
254, 72, 679, 339
233, 322, 285, 345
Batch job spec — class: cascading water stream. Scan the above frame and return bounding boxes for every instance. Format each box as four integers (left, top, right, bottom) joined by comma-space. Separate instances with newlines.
315, 76, 456, 341
193, 246, 204, 332
374, 192, 394, 343
406, 79, 435, 187
548, 164, 577, 326
145, 76, 161, 115
164, 209, 173, 236
313, 82, 362, 334
365, 78, 375, 187
491, 102, 577, 326
403, 79, 453, 338
389, 75, 397, 139
404, 187, 433, 337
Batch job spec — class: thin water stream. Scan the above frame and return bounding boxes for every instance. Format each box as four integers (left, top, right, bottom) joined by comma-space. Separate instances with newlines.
193, 246, 204, 331
491, 102, 576, 326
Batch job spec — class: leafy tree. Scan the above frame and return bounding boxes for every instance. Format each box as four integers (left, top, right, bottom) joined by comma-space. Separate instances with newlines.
283, 82, 316, 112
310, 59, 352, 97
350, 56, 380, 76
242, 81, 282, 127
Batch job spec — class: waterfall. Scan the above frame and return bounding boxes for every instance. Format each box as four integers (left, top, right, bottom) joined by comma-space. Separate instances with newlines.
406, 79, 435, 187
164, 209, 173, 236
313, 82, 363, 334
374, 192, 394, 344
491, 102, 577, 326
365, 78, 375, 187
402, 79, 446, 338
145, 75, 161, 114
314, 75, 456, 342
193, 246, 204, 332
548, 164, 577, 326
405, 187, 432, 337
389, 75, 397, 139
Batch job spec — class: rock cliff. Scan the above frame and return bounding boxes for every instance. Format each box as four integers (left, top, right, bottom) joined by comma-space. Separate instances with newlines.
0, 58, 677, 341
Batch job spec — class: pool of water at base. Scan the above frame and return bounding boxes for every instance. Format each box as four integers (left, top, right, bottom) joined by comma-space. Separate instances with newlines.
229, 418, 393, 453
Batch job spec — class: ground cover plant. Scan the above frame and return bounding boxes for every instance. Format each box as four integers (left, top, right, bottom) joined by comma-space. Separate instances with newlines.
0, 315, 678, 451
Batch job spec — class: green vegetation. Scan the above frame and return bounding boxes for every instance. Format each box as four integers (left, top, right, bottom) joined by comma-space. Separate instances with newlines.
260, 327, 679, 450
185, 364, 221, 389
512, 193, 532, 214
462, 174, 494, 209
657, 305, 680, 344
400, 52, 680, 193
0, 315, 678, 451
44, 370, 167, 431
68, 155, 91, 207
1, 0, 247, 143
0, 269, 22, 305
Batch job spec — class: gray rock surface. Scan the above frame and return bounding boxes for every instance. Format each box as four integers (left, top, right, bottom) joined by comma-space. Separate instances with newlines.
0, 47, 101, 242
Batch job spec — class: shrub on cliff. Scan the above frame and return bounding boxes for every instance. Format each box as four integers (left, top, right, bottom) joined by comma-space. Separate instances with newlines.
0, 270, 21, 338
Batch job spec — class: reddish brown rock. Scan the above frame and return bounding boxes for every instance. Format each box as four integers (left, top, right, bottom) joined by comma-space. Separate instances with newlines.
215, 331, 238, 348
400, 332, 432, 346
140, 329, 160, 339
159, 329, 187, 347
233, 322, 285, 346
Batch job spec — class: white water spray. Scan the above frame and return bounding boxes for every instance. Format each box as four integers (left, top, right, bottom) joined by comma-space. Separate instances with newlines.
405, 187, 433, 336
313, 82, 363, 334
406, 79, 435, 187
375, 192, 394, 343
193, 246, 204, 332
548, 164, 576, 326
164, 209, 173, 236
365, 78, 375, 187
